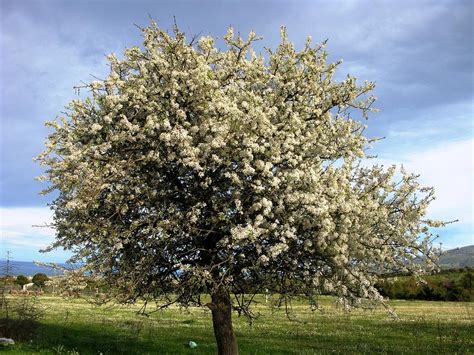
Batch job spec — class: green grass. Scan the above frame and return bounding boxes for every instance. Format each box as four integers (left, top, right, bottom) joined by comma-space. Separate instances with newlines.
1, 295, 473, 354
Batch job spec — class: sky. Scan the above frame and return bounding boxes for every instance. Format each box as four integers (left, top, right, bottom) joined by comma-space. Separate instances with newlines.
0, 0, 472, 262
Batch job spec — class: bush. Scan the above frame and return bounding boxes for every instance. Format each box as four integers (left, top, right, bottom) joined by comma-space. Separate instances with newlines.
461, 272, 472, 289
15, 275, 29, 287
0, 296, 44, 341
376, 270, 473, 302
32, 273, 49, 288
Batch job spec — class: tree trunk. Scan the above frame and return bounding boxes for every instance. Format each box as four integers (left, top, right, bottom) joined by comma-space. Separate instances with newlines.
209, 287, 239, 355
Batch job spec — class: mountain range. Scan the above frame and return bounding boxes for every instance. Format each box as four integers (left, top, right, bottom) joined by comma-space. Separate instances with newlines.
438, 245, 474, 269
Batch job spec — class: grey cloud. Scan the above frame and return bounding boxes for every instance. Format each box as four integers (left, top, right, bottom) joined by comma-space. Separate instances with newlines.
0, 0, 472, 206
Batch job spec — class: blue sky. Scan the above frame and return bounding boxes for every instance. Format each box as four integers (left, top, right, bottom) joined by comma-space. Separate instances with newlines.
0, 0, 472, 262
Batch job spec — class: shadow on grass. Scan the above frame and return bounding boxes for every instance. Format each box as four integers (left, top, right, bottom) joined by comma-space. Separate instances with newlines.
0, 318, 40, 341
0, 318, 216, 354
1, 316, 473, 354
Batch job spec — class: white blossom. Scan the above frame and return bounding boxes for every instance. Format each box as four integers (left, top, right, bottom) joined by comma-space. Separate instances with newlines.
37, 22, 444, 319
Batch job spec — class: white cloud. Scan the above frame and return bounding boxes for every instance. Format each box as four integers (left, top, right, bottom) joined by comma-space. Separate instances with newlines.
1, 206, 54, 235
366, 139, 473, 221
391, 139, 473, 223
367, 138, 473, 248
0, 207, 58, 259
362, 137, 474, 249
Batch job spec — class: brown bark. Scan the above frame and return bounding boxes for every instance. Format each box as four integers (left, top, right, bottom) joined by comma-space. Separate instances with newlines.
209, 287, 239, 355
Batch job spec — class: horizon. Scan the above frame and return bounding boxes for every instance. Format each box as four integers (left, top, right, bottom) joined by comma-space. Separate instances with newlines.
2, 244, 472, 272
1, 0, 473, 262
3, 244, 473, 266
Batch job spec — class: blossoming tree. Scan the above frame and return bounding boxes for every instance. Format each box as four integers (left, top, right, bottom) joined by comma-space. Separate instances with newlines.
37, 22, 444, 354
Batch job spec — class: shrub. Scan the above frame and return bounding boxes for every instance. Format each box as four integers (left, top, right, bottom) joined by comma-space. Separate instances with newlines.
375, 270, 473, 301
15, 275, 29, 287
32, 273, 49, 288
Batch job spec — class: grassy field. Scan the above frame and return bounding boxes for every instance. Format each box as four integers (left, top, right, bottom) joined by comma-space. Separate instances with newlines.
1, 295, 472, 354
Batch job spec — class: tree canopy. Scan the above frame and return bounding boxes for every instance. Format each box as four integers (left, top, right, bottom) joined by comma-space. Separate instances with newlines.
15, 275, 29, 287
37, 22, 445, 354
32, 273, 49, 288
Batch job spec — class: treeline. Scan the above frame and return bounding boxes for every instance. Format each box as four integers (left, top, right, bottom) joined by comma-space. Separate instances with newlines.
2, 269, 472, 302
376, 268, 473, 302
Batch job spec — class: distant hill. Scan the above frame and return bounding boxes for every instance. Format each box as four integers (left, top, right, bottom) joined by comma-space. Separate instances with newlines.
439, 245, 474, 269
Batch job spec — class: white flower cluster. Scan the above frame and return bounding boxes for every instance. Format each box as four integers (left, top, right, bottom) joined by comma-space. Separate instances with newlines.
37, 22, 444, 309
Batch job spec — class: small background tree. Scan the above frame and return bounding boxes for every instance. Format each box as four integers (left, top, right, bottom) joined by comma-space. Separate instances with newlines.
16, 275, 29, 288
37, 22, 445, 354
1, 251, 15, 319
32, 273, 49, 290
